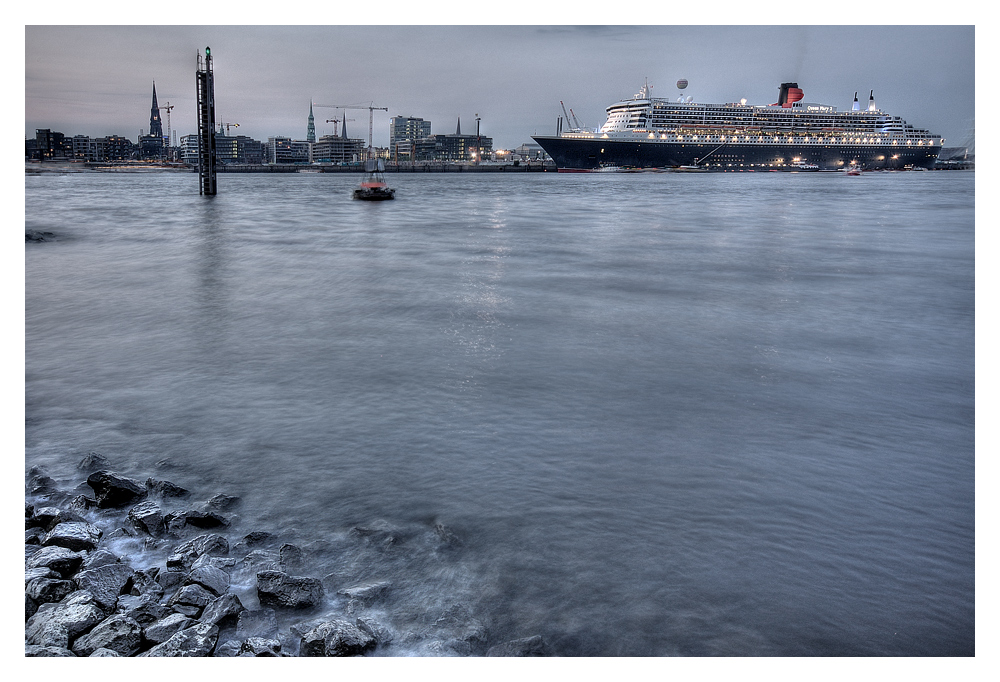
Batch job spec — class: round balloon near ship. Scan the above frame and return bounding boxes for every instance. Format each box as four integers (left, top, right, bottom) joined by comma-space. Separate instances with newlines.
677, 79, 688, 89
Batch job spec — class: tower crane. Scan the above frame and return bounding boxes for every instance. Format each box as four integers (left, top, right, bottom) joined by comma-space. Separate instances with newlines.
325, 117, 356, 137
158, 102, 175, 159
217, 122, 240, 135
314, 102, 388, 159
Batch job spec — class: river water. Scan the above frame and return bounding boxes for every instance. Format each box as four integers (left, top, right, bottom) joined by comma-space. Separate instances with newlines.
24, 170, 975, 656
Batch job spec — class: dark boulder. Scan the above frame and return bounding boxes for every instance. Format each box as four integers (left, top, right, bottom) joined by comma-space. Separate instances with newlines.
25, 567, 60, 583
143, 612, 196, 645
42, 521, 103, 552
356, 616, 395, 647
77, 452, 112, 472
25, 645, 76, 656
485, 635, 551, 656
25, 591, 105, 648
279, 543, 304, 571
25, 527, 44, 545
128, 500, 165, 536
167, 583, 214, 618
214, 639, 242, 657
298, 619, 376, 657
74, 562, 134, 611
29, 506, 84, 532
146, 477, 191, 499
86, 471, 147, 508
199, 593, 245, 628
71, 613, 143, 657
82, 549, 121, 571
170, 533, 229, 566
164, 509, 230, 531
185, 564, 230, 597
89, 648, 121, 657
242, 636, 282, 656
336, 580, 392, 606
139, 622, 219, 657
256, 570, 324, 609
25, 545, 86, 578
25, 577, 76, 605
203, 493, 241, 511
116, 594, 168, 626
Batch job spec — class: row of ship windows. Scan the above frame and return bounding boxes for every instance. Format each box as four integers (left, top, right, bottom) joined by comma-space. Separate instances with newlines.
603, 133, 938, 145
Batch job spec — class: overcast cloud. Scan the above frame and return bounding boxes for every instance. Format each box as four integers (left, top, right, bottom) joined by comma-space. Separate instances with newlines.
25, 25, 975, 149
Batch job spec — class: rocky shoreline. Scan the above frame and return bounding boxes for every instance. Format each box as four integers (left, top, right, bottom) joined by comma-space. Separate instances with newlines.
25, 454, 550, 657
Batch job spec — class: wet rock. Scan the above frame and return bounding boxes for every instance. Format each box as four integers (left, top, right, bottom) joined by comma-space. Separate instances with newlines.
74, 562, 134, 610
144, 612, 195, 645
214, 639, 242, 657
185, 564, 230, 597
156, 568, 186, 592
25, 567, 60, 583
164, 509, 230, 531
27, 471, 59, 496
42, 521, 103, 552
128, 500, 165, 536
25, 527, 45, 545
356, 616, 395, 646
116, 594, 168, 626
146, 477, 191, 499
25, 545, 86, 578
279, 543, 304, 571
242, 636, 281, 656
77, 452, 111, 472
89, 648, 121, 657
167, 583, 214, 617
130, 568, 165, 600
25, 577, 76, 605
256, 570, 324, 609
299, 619, 376, 657
68, 495, 98, 513
87, 471, 147, 508
25, 544, 42, 560
138, 621, 219, 657
434, 522, 462, 548
486, 635, 551, 656
242, 549, 280, 571
25, 645, 76, 656
25, 590, 105, 648
171, 533, 229, 564
203, 493, 241, 511
199, 593, 245, 628
82, 549, 121, 571
337, 580, 392, 606
235, 530, 277, 552
29, 506, 84, 532
107, 526, 138, 541
236, 609, 278, 639
192, 553, 237, 570
71, 613, 143, 656
26, 594, 38, 621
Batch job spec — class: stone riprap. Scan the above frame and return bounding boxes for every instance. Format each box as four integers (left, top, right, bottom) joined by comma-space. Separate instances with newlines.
24, 458, 550, 657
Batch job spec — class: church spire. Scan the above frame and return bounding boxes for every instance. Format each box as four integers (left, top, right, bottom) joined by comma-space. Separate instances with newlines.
456, 117, 461, 135
307, 102, 316, 143
341, 111, 348, 139
149, 81, 163, 139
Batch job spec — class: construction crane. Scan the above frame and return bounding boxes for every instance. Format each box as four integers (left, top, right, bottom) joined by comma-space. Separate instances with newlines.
569, 108, 584, 131
217, 122, 240, 135
560, 101, 573, 130
314, 102, 388, 158
158, 102, 174, 159
324, 117, 355, 137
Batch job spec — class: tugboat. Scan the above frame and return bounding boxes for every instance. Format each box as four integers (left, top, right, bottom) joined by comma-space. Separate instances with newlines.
353, 158, 395, 200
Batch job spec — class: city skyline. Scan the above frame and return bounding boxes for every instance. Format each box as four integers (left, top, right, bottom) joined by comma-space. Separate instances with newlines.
26, 24, 975, 150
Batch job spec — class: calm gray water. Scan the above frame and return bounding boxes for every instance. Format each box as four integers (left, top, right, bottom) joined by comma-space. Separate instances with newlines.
25, 170, 974, 656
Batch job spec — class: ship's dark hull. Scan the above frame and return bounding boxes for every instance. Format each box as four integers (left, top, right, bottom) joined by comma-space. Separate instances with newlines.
532, 136, 941, 171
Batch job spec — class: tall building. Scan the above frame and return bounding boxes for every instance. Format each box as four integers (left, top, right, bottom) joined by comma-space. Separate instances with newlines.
389, 116, 432, 159
139, 81, 164, 159
307, 103, 316, 143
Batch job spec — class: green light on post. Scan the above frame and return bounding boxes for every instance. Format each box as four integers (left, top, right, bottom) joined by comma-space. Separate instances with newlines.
205, 47, 211, 56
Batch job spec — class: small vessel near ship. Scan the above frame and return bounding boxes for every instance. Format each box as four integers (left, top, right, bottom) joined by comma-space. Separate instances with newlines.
352, 158, 395, 201
533, 81, 943, 172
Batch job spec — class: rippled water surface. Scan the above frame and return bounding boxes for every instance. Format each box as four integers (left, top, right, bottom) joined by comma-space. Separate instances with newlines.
25, 171, 975, 655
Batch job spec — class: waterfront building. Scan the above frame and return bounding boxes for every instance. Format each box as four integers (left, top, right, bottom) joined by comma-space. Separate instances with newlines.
103, 135, 136, 161
414, 119, 493, 162
71, 135, 91, 160
267, 137, 311, 164
34, 129, 69, 160
389, 116, 432, 160
311, 134, 365, 164
216, 134, 267, 164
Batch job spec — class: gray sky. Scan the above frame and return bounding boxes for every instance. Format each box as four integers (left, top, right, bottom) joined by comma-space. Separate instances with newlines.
25, 23, 975, 150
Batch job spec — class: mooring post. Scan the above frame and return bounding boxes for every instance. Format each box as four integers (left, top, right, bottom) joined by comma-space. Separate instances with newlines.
196, 46, 217, 195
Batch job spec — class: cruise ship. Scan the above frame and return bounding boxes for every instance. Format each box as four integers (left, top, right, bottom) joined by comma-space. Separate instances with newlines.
532, 82, 943, 171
